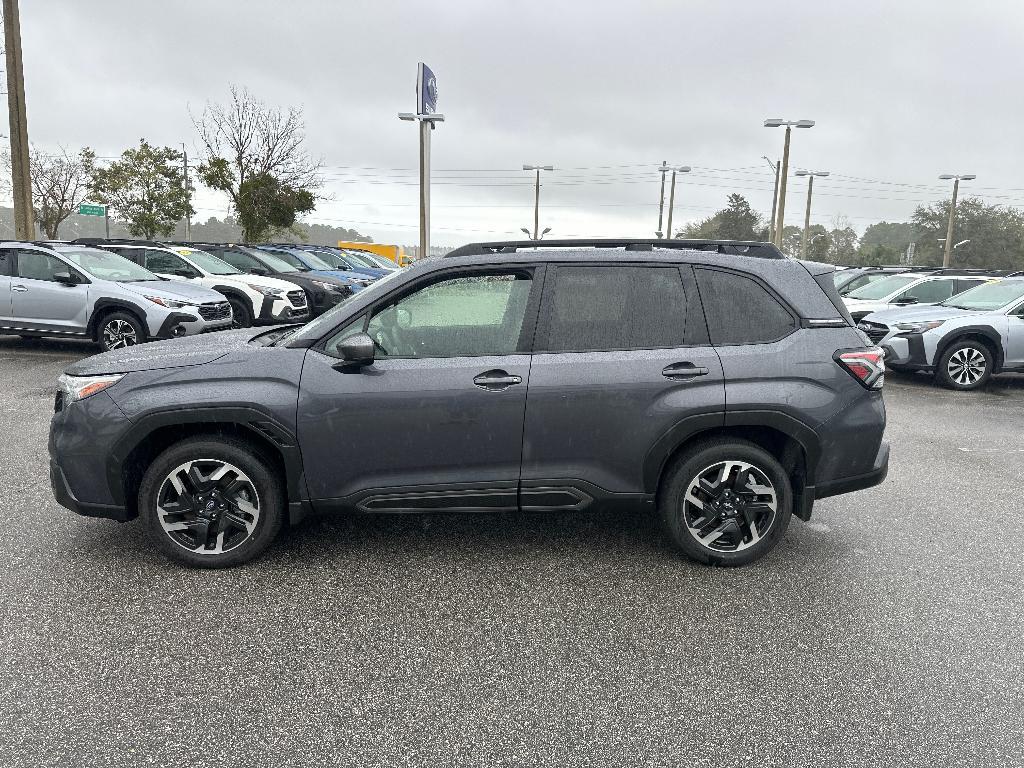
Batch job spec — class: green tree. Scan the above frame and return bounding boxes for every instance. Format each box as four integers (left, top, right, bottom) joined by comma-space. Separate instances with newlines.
910, 198, 1024, 269
194, 86, 322, 242
88, 140, 192, 239
680, 194, 764, 241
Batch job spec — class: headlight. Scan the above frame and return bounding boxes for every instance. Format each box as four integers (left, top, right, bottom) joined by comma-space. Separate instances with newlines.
57, 373, 125, 404
245, 283, 285, 298
895, 320, 946, 333
311, 280, 345, 293
144, 295, 190, 309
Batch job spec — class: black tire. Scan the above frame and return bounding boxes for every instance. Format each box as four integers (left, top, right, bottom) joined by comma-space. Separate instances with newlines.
139, 437, 284, 568
658, 438, 792, 567
936, 339, 993, 391
97, 310, 146, 352
227, 296, 253, 328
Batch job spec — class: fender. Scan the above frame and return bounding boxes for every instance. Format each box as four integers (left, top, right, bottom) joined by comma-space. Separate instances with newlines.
642, 409, 821, 494
88, 297, 150, 338
106, 405, 307, 516
934, 325, 1005, 371
212, 285, 258, 319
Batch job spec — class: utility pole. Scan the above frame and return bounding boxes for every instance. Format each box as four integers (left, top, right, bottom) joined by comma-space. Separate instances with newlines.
399, 63, 443, 259
523, 164, 553, 240
4, 0, 35, 239
939, 173, 975, 267
656, 161, 669, 238
665, 166, 691, 240
181, 144, 191, 241
764, 119, 815, 249
795, 170, 829, 258
763, 156, 780, 244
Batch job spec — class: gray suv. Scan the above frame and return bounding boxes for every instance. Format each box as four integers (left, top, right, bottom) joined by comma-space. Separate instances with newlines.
1, 242, 233, 350
49, 239, 889, 568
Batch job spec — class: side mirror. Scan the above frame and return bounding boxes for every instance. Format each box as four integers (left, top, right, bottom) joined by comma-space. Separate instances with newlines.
336, 333, 375, 366
174, 269, 196, 279
895, 297, 918, 305
53, 271, 77, 285
251, 268, 269, 276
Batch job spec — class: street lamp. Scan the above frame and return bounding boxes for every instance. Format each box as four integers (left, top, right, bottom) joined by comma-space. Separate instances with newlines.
656, 161, 669, 238
521, 226, 552, 242
794, 169, 830, 258
523, 164, 554, 241
762, 155, 780, 244
665, 165, 691, 239
938, 173, 976, 267
764, 118, 815, 248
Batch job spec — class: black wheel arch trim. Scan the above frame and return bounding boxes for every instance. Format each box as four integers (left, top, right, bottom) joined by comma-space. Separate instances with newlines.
212, 285, 257, 319
935, 325, 1004, 371
105, 406, 306, 515
154, 311, 200, 339
89, 298, 150, 338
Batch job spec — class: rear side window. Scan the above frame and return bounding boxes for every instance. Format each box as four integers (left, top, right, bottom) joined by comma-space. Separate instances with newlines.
695, 268, 796, 345
542, 266, 687, 352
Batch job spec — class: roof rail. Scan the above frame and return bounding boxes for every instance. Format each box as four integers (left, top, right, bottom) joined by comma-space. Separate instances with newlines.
71, 237, 166, 247
445, 238, 786, 260
928, 267, 1018, 276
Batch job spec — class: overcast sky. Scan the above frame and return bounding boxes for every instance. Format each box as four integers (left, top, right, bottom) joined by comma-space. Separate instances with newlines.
15, 0, 1024, 246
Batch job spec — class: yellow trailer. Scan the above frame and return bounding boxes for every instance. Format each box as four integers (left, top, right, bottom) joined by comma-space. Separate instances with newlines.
337, 241, 411, 266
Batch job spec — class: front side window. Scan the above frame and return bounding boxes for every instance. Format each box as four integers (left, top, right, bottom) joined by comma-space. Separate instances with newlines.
541, 266, 688, 352
175, 248, 241, 275
144, 250, 194, 276
216, 249, 263, 272
695, 268, 796, 345
16, 250, 67, 282
0, 249, 12, 277
365, 272, 533, 358
896, 278, 956, 304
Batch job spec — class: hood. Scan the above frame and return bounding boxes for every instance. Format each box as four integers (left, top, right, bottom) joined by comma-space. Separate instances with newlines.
64, 329, 258, 376
119, 279, 226, 304
227, 273, 299, 292
844, 298, 891, 313
861, 305, 982, 325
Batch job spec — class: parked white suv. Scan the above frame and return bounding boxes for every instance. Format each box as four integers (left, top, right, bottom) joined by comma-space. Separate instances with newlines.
92, 242, 308, 327
842, 270, 999, 322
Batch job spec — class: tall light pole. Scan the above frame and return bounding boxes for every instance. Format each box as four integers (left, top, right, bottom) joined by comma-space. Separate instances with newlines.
4, 0, 35, 239
938, 173, 976, 267
764, 119, 815, 248
665, 166, 691, 239
523, 164, 553, 241
762, 155, 780, 244
656, 161, 670, 237
795, 169, 829, 258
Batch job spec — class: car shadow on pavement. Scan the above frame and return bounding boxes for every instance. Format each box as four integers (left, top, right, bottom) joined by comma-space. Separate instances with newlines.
886, 367, 1024, 394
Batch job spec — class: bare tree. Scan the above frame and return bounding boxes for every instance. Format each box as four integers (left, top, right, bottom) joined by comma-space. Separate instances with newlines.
192, 86, 322, 241
24, 146, 94, 239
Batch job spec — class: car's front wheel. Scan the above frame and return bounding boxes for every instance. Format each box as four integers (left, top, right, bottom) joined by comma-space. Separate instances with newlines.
98, 311, 145, 352
227, 297, 253, 328
936, 340, 993, 391
139, 437, 284, 567
659, 439, 792, 566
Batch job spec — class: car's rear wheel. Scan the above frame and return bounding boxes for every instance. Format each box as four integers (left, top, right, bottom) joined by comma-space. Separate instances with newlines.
227, 297, 253, 328
98, 311, 145, 352
659, 439, 792, 566
936, 340, 993, 391
139, 437, 284, 568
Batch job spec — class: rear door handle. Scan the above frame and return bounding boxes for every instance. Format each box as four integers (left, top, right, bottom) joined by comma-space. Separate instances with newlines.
473, 369, 523, 390
663, 362, 710, 379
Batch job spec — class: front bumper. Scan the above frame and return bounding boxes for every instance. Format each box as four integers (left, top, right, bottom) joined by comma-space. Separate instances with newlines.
881, 333, 932, 370
152, 305, 234, 340
259, 295, 311, 325
50, 459, 129, 521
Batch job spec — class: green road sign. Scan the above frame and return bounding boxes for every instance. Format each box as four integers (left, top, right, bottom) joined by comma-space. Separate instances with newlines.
78, 203, 106, 216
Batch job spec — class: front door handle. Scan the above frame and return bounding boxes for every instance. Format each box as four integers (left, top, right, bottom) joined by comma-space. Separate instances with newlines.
473, 369, 523, 390
663, 362, 710, 379
12, 285, 27, 292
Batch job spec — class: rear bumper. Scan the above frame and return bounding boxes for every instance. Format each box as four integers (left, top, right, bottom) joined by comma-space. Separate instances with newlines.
815, 440, 889, 500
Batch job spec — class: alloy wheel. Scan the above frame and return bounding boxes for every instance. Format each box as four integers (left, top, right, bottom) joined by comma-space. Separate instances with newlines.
156, 459, 261, 556
946, 347, 987, 387
102, 319, 138, 350
681, 460, 778, 552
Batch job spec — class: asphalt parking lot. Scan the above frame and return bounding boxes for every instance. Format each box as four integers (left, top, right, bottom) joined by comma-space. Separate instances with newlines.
1, 335, 1022, 768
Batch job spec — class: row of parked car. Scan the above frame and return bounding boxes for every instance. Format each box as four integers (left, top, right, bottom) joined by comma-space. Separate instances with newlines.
833, 265, 1024, 390
0, 239, 400, 351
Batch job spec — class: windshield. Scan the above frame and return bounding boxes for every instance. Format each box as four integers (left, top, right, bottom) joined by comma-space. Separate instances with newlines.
281, 268, 407, 344
305, 250, 346, 270
941, 280, 1024, 311
338, 250, 380, 269
355, 252, 398, 270
256, 248, 310, 271
177, 248, 242, 275
57, 247, 159, 282
845, 274, 919, 300
248, 249, 301, 273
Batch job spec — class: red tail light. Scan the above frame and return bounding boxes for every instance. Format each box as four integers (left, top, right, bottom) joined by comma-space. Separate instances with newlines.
836, 348, 885, 389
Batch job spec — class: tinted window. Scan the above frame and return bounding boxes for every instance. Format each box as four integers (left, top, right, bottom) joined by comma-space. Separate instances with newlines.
16, 251, 66, 281
954, 279, 986, 295
0, 250, 12, 277
542, 266, 687, 352
366, 272, 533, 358
217, 249, 263, 272
144, 250, 191, 275
898, 278, 956, 304
695, 268, 796, 345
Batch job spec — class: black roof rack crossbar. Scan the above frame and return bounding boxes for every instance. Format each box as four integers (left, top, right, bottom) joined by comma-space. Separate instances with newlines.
446, 238, 785, 259
71, 237, 167, 247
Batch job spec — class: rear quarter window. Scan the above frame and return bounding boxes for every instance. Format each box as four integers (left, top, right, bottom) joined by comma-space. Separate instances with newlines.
695, 268, 797, 345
